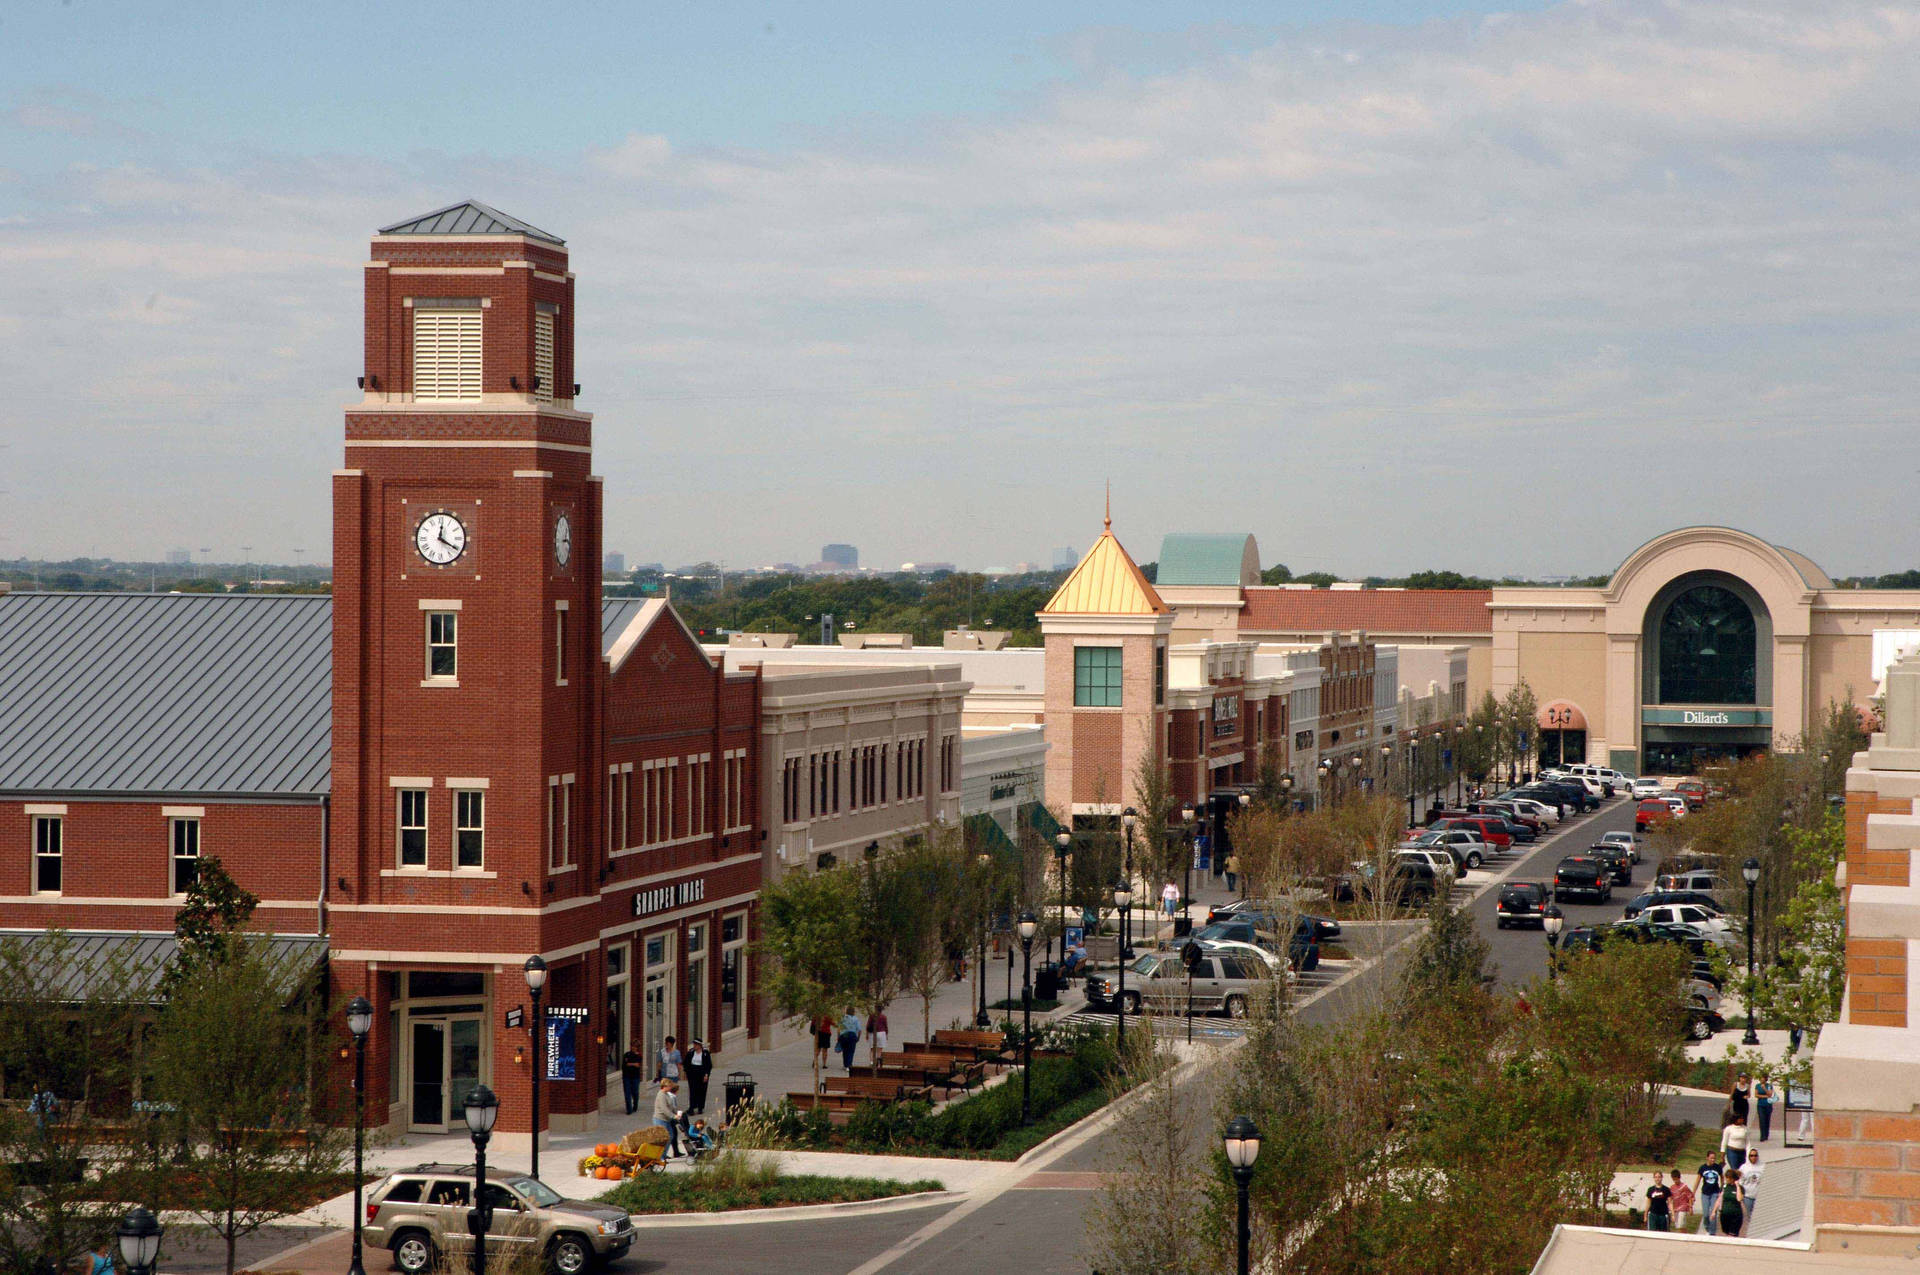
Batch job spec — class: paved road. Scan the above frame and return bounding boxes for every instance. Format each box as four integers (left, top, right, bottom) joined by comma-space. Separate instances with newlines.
300, 796, 1683, 1275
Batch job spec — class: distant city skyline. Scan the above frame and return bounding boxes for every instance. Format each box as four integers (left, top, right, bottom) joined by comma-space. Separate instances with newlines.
5, 2, 1919, 576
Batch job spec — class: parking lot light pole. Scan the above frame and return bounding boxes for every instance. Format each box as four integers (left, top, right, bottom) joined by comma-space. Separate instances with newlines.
1180, 803, 1197, 923
976, 851, 993, 1028
1742, 857, 1762, 1045
1112, 878, 1132, 1050
345, 995, 373, 1275
1543, 905, 1564, 980
1120, 807, 1138, 958
1223, 1115, 1261, 1275
1017, 911, 1038, 1125
1236, 792, 1251, 898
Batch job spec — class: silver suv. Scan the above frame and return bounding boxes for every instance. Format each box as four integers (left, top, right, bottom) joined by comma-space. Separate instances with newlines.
363, 1164, 634, 1274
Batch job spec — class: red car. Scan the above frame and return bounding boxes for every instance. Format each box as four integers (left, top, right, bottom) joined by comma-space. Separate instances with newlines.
1437, 815, 1513, 849
1674, 780, 1707, 811
1635, 799, 1675, 832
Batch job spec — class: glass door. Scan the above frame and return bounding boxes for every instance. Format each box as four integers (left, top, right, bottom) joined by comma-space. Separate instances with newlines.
410, 1021, 447, 1131
448, 1018, 482, 1115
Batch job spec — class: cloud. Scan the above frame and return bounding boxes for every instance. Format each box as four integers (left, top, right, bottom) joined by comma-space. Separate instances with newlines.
4, 0, 1920, 577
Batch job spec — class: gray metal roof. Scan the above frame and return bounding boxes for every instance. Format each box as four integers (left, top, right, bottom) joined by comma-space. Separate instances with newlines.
0, 593, 651, 798
378, 201, 564, 245
0, 593, 334, 797
0, 930, 327, 1005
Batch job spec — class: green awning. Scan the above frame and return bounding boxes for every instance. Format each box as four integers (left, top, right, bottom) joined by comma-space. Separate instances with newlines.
1022, 801, 1064, 841
965, 812, 1020, 861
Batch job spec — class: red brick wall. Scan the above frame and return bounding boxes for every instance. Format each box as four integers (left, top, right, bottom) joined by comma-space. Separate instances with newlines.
1843, 788, 1910, 1029
364, 239, 573, 399
1815, 1113, 1920, 1228
0, 799, 323, 933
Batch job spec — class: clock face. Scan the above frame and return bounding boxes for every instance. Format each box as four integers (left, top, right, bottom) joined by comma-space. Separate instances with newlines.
415, 512, 467, 566
553, 513, 573, 567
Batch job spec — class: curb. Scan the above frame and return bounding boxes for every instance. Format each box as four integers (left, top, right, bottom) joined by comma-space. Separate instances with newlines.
628, 1187, 959, 1227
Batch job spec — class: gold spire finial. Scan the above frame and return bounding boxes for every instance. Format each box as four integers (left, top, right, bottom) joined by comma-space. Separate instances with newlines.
1104, 481, 1111, 532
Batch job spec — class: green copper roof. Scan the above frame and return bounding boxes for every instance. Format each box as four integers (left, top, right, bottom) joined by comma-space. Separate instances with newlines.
1156, 534, 1261, 587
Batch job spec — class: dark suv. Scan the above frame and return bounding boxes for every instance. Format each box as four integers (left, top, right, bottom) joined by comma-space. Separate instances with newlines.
1622, 889, 1725, 920
1496, 882, 1550, 928
1552, 855, 1612, 903
1588, 843, 1633, 886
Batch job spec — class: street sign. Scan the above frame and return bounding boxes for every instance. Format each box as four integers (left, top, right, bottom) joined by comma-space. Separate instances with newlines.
505, 1006, 523, 1030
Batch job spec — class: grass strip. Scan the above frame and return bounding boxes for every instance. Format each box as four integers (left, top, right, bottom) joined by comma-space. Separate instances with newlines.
599, 1173, 945, 1214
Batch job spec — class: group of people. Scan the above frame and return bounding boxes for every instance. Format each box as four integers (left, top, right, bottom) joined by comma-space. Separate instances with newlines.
813, 1005, 890, 1072
1643, 1071, 1775, 1238
620, 1034, 716, 1160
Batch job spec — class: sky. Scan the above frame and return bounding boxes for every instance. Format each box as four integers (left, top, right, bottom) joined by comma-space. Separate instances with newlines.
3, 0, 1919, 578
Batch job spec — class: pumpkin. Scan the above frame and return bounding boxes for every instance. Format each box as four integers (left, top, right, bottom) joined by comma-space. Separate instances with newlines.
605, 1166, 623, 1181
595, 1165, 610, 1179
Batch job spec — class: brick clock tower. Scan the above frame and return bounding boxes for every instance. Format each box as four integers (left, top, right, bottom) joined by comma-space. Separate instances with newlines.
332, 202, 603, 1143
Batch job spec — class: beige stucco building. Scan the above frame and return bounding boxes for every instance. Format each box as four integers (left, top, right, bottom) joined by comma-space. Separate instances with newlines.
1491, 527, 1920, 775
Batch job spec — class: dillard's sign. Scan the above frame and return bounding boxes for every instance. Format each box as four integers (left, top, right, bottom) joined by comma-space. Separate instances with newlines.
1683, 710, 1732, 725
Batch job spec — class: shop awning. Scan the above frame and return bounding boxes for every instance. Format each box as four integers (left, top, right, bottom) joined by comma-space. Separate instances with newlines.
0, 930, 328, 1005
965, 812, 1020, 861
1538, 700, 1588, 732
1022, 801, 1064, 841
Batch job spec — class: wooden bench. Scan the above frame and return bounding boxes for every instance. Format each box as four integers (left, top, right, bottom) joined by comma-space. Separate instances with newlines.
872, 1053, 986, 1095
932, 1030, 1016, 1066
823, 1073, 931, 1103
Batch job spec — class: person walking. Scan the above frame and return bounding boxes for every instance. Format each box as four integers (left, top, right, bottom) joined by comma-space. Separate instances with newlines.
1729, 1074, 1752, 1124
1161, 881, 1180, 923
1225, 853, 1241, 894
1721, 1112, 1751, 1174
1668, 1170, 1694, 1233
619, 1043, 645, 1115
1695, 1151, 1726, 1235
837, 1006, 862, 1071
1717, 1167, 1746, 1237
868, 1008, 889, 1060
1644, 1174, 1672, 1232
812, 1013, 835, 1074
1754, 1076, 1777, 1143
656, 1034, 683, 1085
1740, 1149, 1765, 1223
652, 1079, 685, 1159
683, 1038, 713, 1116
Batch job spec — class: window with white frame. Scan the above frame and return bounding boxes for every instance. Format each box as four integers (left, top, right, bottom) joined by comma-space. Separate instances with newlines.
454, 789, 484, 869
412, 306, 482, 401
31, 817, 61, 895
426, 611, 458, 679
397, 788, 428, 867
170, 818, 201, 894
533, 308, 556, 402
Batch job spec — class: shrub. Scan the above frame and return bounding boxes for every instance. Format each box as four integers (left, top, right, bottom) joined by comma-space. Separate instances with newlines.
843, 1098, 931, 1150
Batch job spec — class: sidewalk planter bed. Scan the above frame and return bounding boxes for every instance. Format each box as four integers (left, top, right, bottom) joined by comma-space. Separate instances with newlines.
596, 1171, 944, 1214
748, 1026, 1123, 1160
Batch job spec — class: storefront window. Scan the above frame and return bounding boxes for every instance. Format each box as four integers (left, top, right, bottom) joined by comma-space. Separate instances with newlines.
1658, 585, 1757, 704
721, 913, 745, 1033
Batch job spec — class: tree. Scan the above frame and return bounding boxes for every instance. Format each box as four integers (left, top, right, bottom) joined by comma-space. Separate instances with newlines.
896, 831, 971, 1041
755, 866, 864, 1092
0, 933, 147, 1275
1501, 680, 1540, 779
1129, 751, 1186, 905
1754, 814, 1845, 1048
162, 855, 260, 996
147, 939, 346, 1275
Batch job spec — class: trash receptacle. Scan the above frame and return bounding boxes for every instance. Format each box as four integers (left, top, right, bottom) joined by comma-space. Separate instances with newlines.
722, 1071, 756, 1124
1035, 961, 1060, 1001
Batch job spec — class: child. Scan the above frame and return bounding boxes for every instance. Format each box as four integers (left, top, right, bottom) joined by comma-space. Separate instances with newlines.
1668, 1169, 1695, 1233
685, 1117, 716, 1159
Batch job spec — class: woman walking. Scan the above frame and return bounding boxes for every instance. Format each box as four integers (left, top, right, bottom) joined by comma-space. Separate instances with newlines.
1718, 1167, 1746, 1238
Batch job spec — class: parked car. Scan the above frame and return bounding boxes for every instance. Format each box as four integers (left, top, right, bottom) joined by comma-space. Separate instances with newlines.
1599, 830, 1643, 863
1200, 905, 1341, 945
1588, 843, 1634, 885
364, 1166, 634, 1275
1085, 949, 1279, 1018
1637, 903, 1735, 946
1502, 796, 1562, 826
1635, 799, 1675, 832
1656, 871, 1729, 896
1552, 855, 1613, 903
1674, 780, 1708, 810
1630, 777, 1666, 799
1436, 815, 1513, 849
1684, 1002, 1726, 1041
1403, 828, 1489, 869
1657, 793, 1690, 819
1340, 858, 1440, 906
1496, 881, 1552, 928
1398, 848, 1458, 883
1606, 917, 1716, 958
1524, 780, 1598, 813
1621, 889, 1727, 920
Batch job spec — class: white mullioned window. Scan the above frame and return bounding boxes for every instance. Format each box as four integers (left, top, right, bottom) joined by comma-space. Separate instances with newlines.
534, 309, 556, 402
397, 789, 428, 867
427, 611, 457, 679
454, 789, 484, 869
171, 818, 201, 895
32, 817, 61, 895
413, 307, 482, 401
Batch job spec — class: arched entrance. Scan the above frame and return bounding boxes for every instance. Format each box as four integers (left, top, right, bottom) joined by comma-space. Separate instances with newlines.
1640, 571, 1774, 774
1537, 700, 1587, 770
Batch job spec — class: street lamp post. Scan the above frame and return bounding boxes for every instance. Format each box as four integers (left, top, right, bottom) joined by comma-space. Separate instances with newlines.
1236, 792, 1250, 898
462, 1085, 499, 1275
976, 851, 993, 1028
1405, 742, 1418, 828
1543, 905, 1564, 980
1179, 803, 1197, 926
1317, 758, 1331, 807
1223, 1115, 1260, 1275
1120, 807, 1138, 958
1112, 878, 1132, 1050
117, 1207, 163, 1275
522, 955, 547, 1182
1742, 857, 1762, 1045
1017, 910, 1037, 1125
1054, 831, 1073, 965
1379, 743, 1392, 810
346, 995, 373, 1275
1453, 725, 1464, 804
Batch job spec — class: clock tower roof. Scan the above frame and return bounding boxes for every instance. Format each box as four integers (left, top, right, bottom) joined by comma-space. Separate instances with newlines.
376, 200, 564, 245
